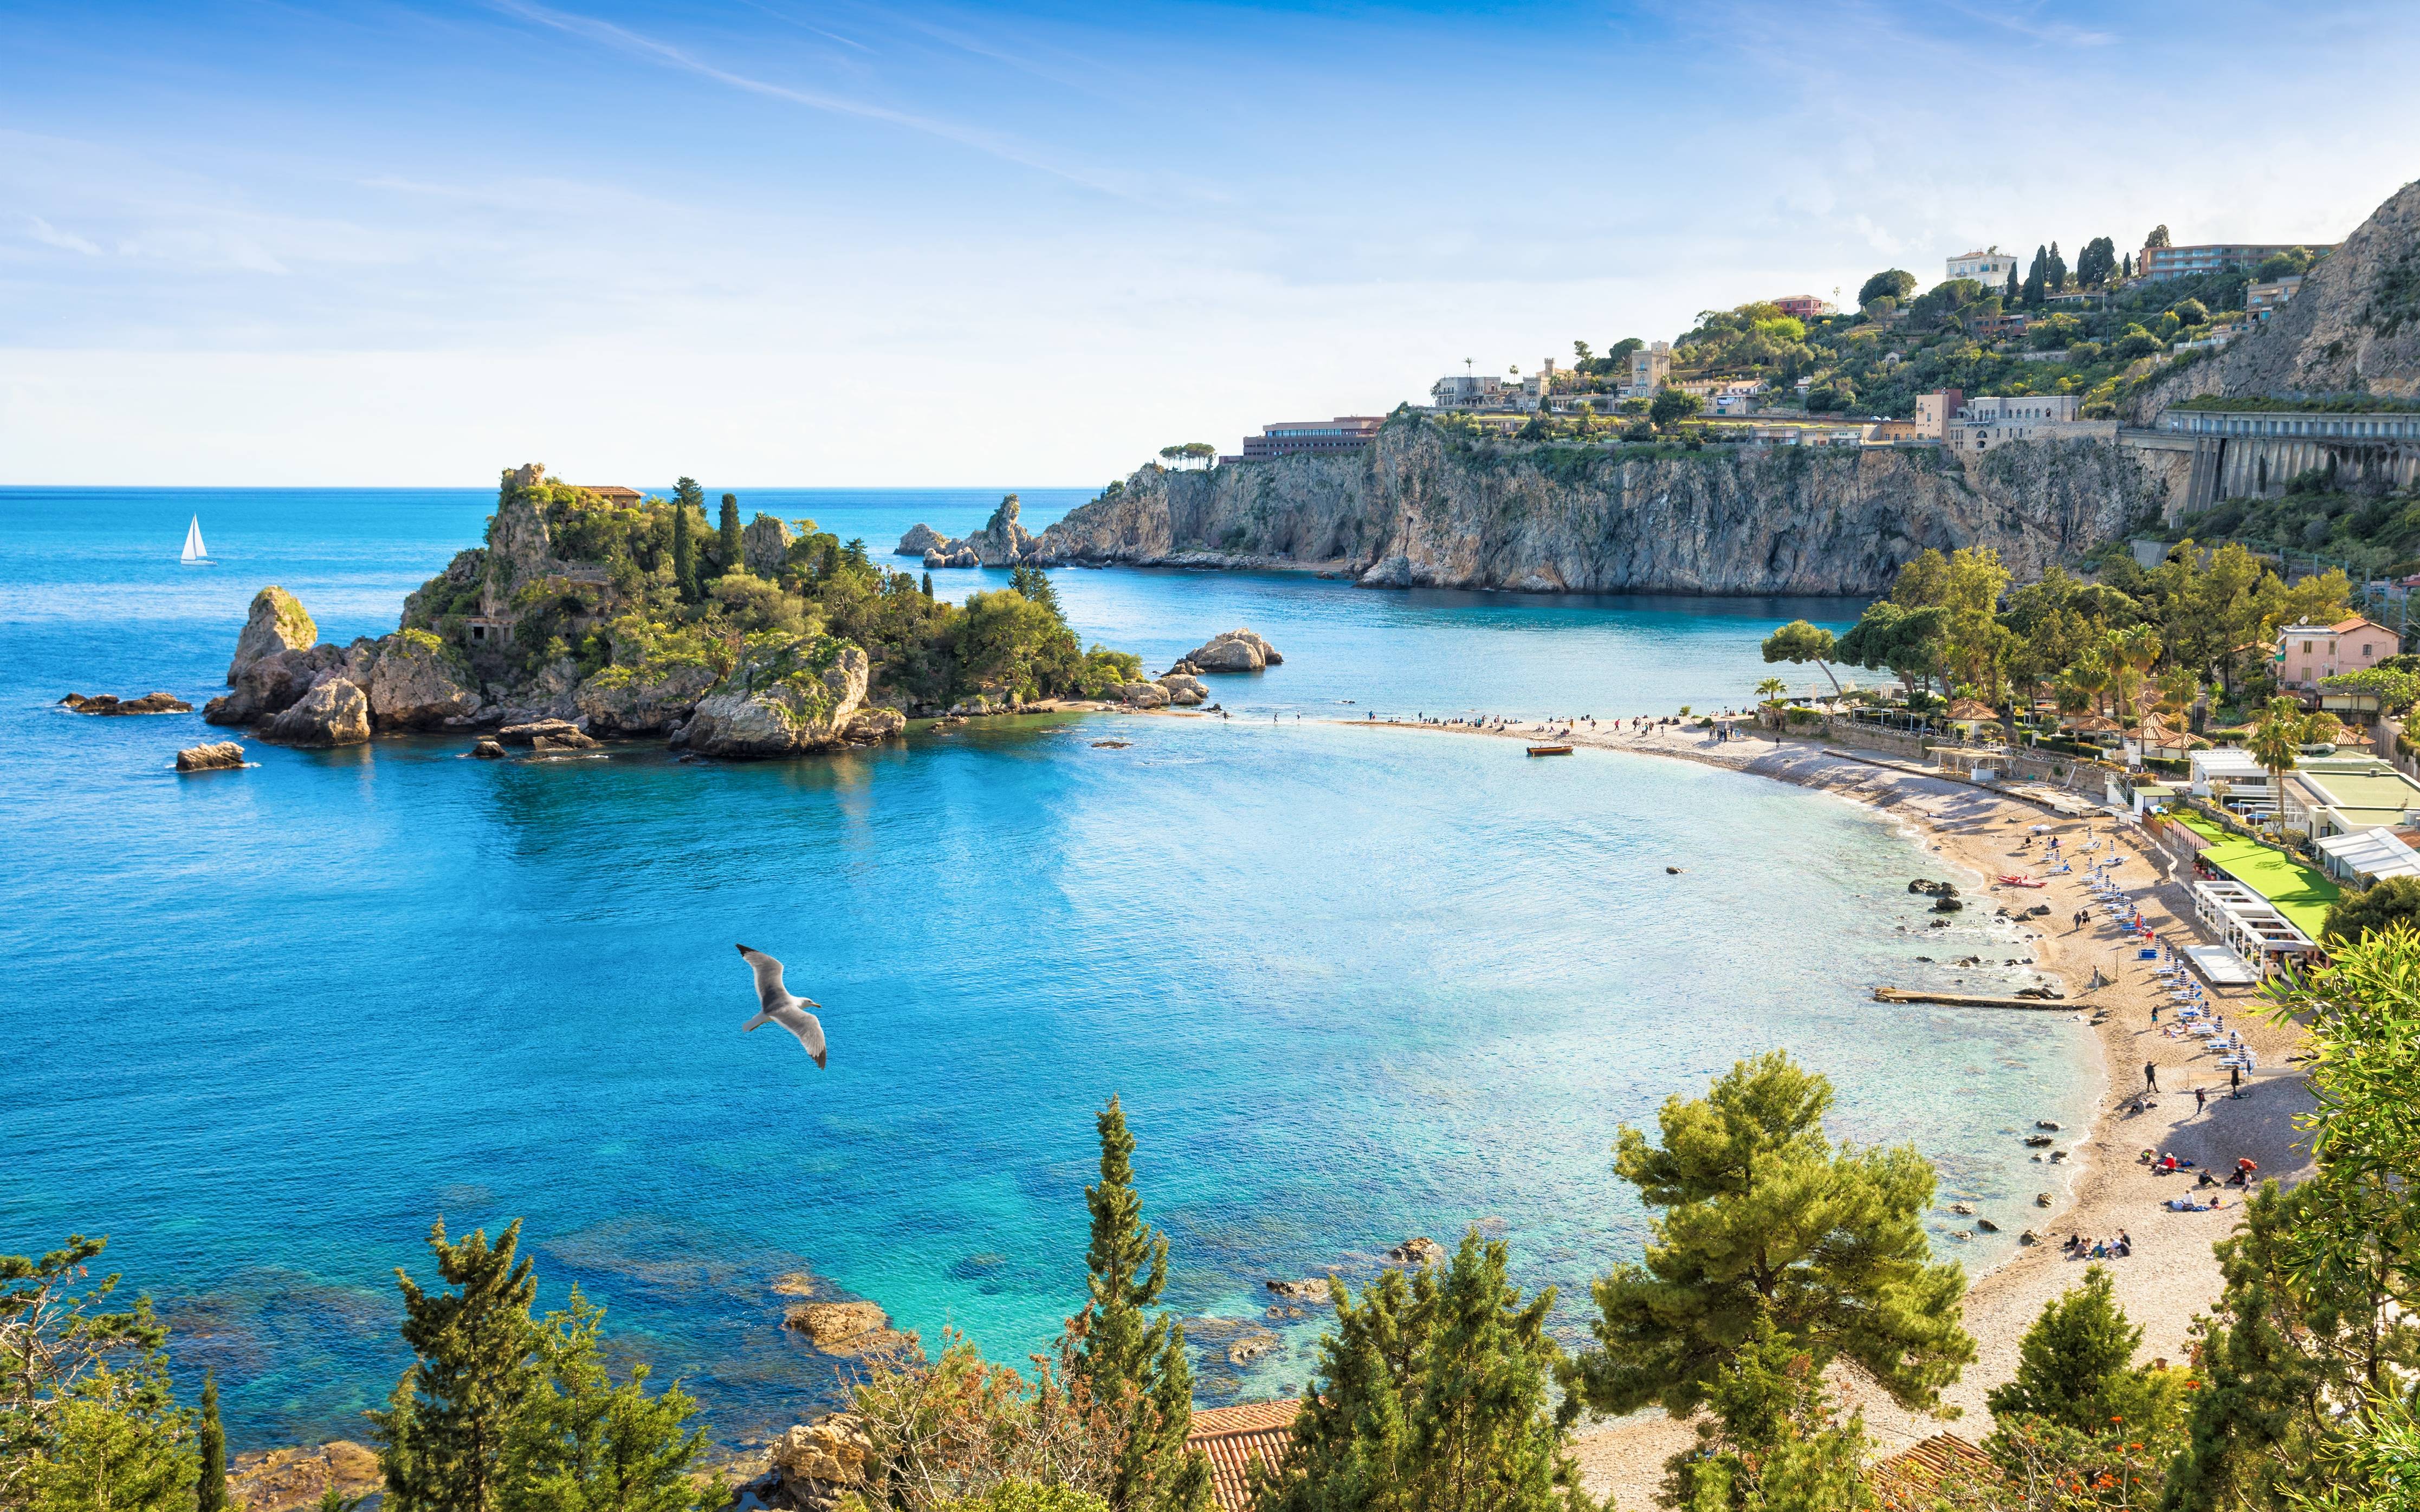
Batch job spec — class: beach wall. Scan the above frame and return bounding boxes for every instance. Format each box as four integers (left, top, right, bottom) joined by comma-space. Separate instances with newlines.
1040, 421, 2183, 595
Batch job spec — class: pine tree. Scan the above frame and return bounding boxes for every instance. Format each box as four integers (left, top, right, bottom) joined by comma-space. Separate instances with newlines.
503, 1288, 711, 1512
1255, 1267, 1430, 1512
1071, 1098, 1208, 1512
1568, 1052, 1973, 1425
1408, 1234, 1570, 1512
671, 508, 697, 604
1662, 1313, 1865, 1512
197, 1375, 226, 1512
1988, 1266, 2144, 1430
717, 496, 742, 576
373, 1221, 542, 1512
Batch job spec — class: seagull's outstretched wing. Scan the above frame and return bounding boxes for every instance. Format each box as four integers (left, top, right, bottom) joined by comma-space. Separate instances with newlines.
766, 1003, 827, 1068
736, 944, 788, 1010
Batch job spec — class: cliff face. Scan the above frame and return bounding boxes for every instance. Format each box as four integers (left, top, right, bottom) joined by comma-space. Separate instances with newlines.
2128, 178, 2420, 420
1039, 423, 2181, 595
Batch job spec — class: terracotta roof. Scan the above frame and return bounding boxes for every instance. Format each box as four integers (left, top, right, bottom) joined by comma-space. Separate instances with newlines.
2063, 713, 2123, 732
1869, 1433, 1998, 1508
1945, 698, 1998, 720
2331, 616, 2395, 635
578, 484, 644, 502
1188, 1401, 1299, 1512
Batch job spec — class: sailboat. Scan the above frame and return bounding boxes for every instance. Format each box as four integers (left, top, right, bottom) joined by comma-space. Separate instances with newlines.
180, 515, 211, 566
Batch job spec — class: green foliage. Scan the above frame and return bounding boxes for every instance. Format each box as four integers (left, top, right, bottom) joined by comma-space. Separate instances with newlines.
1564, 1052, 1973, 1425
2324, 877, 2420, 946
2160, 1181, 2419, 1511
927, 1487, 1112, 1512
196, 1379, 223, 1512
502, 1290, 713, 1512
1858, 270, 1916, 307
0, 1236, 195, 1512
1071, 1100, 1207, 1512
671, 505, 698, 605
845, 1328, 1120, 1511
1988, 1268, 2164, 1431
373, 1221, 543, 1512
1253, 1234, 1587, 1512
1649, 386, 1704, 432
717, 496, 741, 577
1661, 1314, 1866, 1512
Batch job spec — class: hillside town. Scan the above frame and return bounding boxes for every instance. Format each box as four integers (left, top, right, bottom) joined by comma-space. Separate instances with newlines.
1220, 230, 2338, 464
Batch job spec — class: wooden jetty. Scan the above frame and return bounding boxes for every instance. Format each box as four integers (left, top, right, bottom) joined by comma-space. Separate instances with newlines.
1873, 987, 2078, 1011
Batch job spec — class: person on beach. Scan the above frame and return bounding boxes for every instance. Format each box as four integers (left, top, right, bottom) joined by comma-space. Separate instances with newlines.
2145, 1061, 2159, 1092
2194, 1086, 2207, 1114
2230, 1063, 2243, 1097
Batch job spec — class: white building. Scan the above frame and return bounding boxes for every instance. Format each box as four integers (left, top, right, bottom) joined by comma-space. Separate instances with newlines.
1431, 373, 1509, 410
1945, 393, 2114, 452
1946, 247, 2017, 286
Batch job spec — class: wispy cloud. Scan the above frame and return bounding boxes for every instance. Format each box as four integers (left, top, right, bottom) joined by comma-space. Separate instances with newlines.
485, 0, 1129, 196
24, 216, 101, 256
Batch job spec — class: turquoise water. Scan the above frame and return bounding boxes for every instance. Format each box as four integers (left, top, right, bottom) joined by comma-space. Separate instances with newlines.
0, 488, 2093, 1451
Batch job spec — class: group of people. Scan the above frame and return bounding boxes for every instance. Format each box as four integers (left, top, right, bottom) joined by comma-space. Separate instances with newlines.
2141, 1150, 2258, 1210
2061, 1230, 2134, 1259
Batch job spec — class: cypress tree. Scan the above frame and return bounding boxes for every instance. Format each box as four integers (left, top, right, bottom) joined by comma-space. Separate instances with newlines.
671, 507, 697, 603
2004, 263, 2020, 306
1073, 1098, 1209, 1512
718, 495, 742, 574
198, 1374, 227, 1512
921, 572, 934, 600
372, 1220, 542, 1512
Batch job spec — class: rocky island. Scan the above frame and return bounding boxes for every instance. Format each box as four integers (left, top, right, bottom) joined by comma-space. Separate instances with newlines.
203, 465, 1178, 754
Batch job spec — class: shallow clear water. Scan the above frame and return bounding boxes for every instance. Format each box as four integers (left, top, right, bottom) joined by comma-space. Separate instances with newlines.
0, 488, 2093, 1450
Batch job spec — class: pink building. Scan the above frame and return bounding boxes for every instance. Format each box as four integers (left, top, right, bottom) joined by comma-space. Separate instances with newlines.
1769, 294, 1836, 321
2274, 617, 2398, 690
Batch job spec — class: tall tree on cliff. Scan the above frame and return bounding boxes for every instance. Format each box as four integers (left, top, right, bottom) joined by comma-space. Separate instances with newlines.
671, 507, 698, 604
373, 1222, 542, 1512
2023, 245, 2048, 306
2003, 263, 2020, 306
197, 1375, 226, 1512
1071, 1099, 1209, 1512
717, 496, 742, 575
1564, 1052, 1973, 1427
2046, 240, 2068, 295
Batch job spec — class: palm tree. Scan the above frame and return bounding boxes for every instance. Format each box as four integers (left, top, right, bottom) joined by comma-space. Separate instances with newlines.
2247, 696, 2342, 835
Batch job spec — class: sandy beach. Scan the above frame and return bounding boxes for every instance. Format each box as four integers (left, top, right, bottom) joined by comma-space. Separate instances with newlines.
1347, 714, 2317, 1507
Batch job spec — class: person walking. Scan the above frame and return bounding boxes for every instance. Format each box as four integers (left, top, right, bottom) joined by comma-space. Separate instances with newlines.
2193, 1085, 2207, 1114
2230, 1063, 2243, 1098
2145, 1061, 2159, 1092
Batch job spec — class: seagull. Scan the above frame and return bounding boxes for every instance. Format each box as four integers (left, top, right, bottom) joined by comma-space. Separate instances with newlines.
736, 944, 826, 1068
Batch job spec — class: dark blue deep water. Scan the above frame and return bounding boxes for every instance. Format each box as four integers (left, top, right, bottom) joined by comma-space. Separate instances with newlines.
0, 487, 2092, 1451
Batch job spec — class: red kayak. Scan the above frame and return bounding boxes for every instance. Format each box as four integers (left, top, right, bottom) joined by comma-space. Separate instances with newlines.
1998, 874, 2047, 887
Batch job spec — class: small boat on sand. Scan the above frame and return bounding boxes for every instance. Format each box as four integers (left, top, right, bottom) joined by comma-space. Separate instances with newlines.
1527, 743, 1574, 757
1998, 874, 2047, 887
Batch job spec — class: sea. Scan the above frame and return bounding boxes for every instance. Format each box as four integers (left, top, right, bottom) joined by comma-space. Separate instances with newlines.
0, 485, 2097, 1451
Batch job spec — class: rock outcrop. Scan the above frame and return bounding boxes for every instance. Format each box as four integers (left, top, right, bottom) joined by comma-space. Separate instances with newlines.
782, 1301, 892, 1350
224, 1441, 381, 1512
228, 587, 319, 685
2130, 178, 2420, 419
176, 741, 247, 771
365, 632, 480, 729
743, 514, 794, 576
574, 660, 717, 737
895, 523, 954, 557
843, 706, 907, 742
753, 1416, 872, 1511
1385, 1237, 1447, 1267
1037, 420, 2171, 594
1118, 681, 1170, 709
1183, 629, 1282, 672
206, 645, 338, 726
60, 692, 192, 715
676, 637, 870, 757
1157, 673, 1208, 705
966, 494, 1042, 565
499, 719, 596, 751
264, 679, 372, 747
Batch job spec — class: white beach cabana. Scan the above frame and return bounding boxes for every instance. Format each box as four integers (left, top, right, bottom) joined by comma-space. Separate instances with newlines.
2192, 878, 2318, 972
2182, 943, 2261, 988
2315, 826, 2420, 887
2189, 747, 2269, 797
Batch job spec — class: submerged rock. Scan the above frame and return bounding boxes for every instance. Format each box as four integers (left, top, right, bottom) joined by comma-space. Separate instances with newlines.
176, 741, 246, 771
1384, 1237, 1446, 1267
1227, 1331, 1280, 1365
60, 691, 193, 715
1265, 1278, 1335, 1303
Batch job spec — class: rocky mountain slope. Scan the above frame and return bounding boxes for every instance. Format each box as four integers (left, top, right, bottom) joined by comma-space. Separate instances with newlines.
1038, 420, 2184, 595
2129, 178, 2420, 418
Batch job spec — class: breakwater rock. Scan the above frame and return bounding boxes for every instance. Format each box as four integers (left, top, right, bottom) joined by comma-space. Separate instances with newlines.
1035, 418, 2173, 594
60, 691, 192, 715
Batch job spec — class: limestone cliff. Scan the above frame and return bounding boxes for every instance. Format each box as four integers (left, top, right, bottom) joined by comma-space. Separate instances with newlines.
2129, 178, 2420, 419
1038, 420, 2178, 595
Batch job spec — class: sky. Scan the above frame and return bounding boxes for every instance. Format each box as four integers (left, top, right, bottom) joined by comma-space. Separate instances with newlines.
1, 0, 2416, 486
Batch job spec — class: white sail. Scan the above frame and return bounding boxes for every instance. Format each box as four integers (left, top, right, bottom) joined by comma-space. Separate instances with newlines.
181, 516, 208, 564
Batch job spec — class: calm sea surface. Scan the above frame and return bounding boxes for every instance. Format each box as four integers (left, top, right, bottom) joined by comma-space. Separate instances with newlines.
0, 486, 2094, 1450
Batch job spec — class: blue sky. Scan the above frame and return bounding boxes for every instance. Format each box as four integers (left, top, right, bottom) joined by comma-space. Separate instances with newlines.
1, 0, 2413, 484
